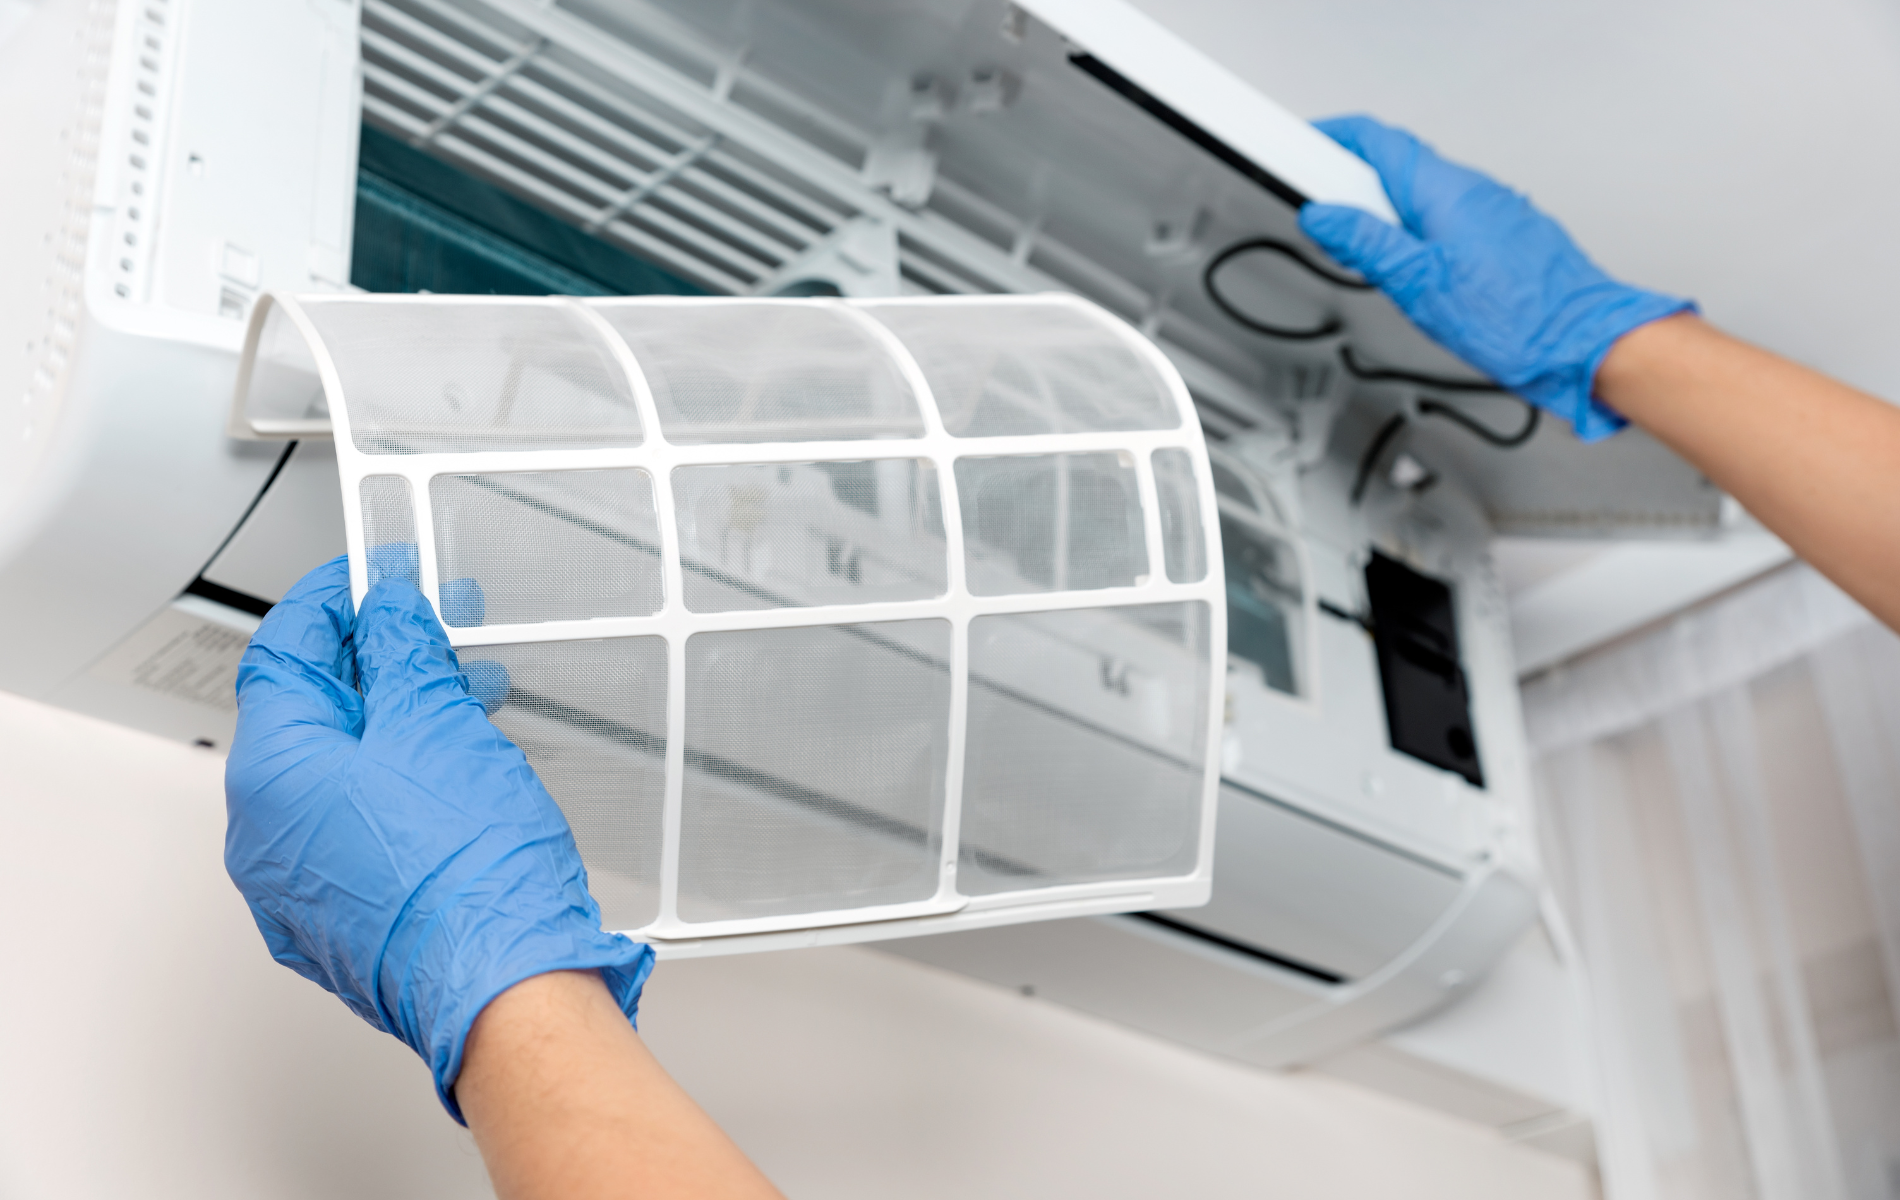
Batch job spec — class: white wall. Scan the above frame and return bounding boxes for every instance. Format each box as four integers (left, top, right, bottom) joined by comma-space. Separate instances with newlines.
0, 689, 1592, 1199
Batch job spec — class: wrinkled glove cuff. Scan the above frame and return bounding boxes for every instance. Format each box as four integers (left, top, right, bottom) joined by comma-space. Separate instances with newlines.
431, 936, 655, 1126
1519, 289, 1697, 444
369, 825, 657, 1125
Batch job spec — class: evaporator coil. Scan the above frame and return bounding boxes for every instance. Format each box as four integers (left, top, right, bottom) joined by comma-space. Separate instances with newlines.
233, 293, 1225, 954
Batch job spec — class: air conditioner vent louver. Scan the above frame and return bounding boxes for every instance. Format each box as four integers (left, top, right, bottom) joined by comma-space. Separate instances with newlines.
355, 0, 1281, 429
362, 0, 858, 294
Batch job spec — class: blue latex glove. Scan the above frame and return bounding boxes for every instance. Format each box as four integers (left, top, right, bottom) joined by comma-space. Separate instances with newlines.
224, 554, 652, 1123
1299, 115, 1694, 442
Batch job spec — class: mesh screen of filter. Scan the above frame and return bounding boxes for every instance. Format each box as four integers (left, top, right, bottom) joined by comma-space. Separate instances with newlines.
1152, 448, 1208, 585
958, 602, 1210, 895
595, 303, 924, 444
866, 302, 1180, 437
674, 460, 947, 613
956, 452, 1149, 595
304, 301, 642, 454
467, 636, 668, 931
677, 620, 951, 923
432, 470, 663, 627
360, 476, 420, 590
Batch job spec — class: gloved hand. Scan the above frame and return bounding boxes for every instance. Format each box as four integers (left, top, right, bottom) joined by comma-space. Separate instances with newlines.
1299, 115, 1694, 442
224, 554, 652, 1123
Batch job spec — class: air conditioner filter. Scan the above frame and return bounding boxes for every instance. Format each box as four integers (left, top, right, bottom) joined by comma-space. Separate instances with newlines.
234, 293, 1225, 955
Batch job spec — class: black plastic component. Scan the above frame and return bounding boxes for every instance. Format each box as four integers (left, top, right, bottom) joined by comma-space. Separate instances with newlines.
183, 576, 274, 619
771, 277, 846, 298
1363, 553, 1484, 787
1127, 912, 1347, 987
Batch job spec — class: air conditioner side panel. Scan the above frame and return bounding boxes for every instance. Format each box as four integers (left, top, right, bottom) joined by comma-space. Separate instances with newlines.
0, 0, 106, 536
0, 322, 281, 698
150, 0, 362, 315
0, 0, 363, 722
200, 440, 346, 604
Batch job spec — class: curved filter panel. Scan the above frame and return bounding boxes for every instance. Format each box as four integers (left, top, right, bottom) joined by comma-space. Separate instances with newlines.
234, 292, 1225, 955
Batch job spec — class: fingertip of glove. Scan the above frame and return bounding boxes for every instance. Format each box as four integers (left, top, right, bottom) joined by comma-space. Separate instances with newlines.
462, 660, 510, 715
439, 576, 486, 629
365, 542, 421, 591
284, 554, 351, 596
1312, 112, 1382, 143
1311, 113, 1413, 160
258, 556, 353, 634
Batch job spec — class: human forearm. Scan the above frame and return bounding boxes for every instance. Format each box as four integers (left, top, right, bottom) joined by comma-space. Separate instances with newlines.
458, 970, 783, 1200
1598, 314, 1900, 630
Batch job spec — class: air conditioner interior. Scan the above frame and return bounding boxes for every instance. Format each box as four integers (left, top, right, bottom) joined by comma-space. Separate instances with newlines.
0, 0, 1611, 1146
208, 4, 1538, 853
162, 0, 1526, 1016
211, 0, 1722, 625
339, 0, 1717, 537
0, 0, 1547, 1094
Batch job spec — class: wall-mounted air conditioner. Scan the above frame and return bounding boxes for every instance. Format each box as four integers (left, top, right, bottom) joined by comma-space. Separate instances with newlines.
3, 0, 1679, 1067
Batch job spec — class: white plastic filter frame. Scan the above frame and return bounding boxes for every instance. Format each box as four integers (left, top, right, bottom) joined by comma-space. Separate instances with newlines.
235, 291, 1226, 956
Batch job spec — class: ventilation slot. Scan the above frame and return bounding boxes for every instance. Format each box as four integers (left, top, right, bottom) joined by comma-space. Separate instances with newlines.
355, 0, 1277, 425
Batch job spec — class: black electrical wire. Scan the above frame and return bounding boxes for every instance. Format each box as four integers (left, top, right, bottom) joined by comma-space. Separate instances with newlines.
1201, 234, 1521, 393
1350, 399, 1541, 508
1208, 236, 1376, 291
1350, 414, 1409, 507
1200, 233, 1548, 454
1339, 348, 1544, 447
1336, 344, 1506, 394
1201, 237, 1372, 341
1417, 397, 1541, 448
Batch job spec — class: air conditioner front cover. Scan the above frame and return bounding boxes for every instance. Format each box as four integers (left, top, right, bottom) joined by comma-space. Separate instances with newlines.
234, 292, 1225, 955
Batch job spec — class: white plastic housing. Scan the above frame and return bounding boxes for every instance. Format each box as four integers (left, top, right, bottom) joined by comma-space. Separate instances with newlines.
237, 290, 1226, 954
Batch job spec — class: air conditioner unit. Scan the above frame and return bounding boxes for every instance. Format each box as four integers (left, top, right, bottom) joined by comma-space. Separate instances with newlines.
2, 0, 1699, 1065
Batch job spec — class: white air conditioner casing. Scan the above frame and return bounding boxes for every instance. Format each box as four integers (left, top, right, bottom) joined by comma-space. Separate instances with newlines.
4, 0, 1614, 1069
0, 0, 362, 740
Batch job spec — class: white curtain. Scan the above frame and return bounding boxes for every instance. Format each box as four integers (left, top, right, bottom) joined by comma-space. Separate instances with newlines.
1523, 563, 1900, 1200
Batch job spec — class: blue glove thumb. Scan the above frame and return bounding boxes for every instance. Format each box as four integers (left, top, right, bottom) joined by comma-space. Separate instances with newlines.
226, 556, 652, 1125
1298, 203, 1432, 295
